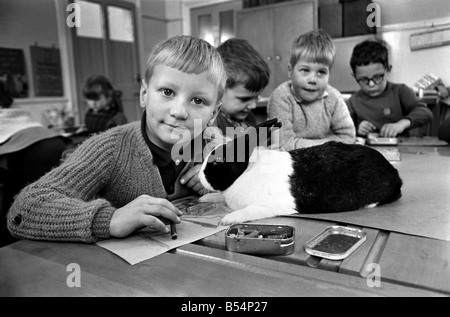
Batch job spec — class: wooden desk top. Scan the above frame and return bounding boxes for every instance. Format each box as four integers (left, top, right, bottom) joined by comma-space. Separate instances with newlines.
1, 140, 449, 297
0, 239, 444, 297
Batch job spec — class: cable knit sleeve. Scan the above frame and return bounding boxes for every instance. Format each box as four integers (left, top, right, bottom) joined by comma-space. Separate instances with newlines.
326, 86, 356, 143
7, 133, 120, 243
267, 82, 302, 150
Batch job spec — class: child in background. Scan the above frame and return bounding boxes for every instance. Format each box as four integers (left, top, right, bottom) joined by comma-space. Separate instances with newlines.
7, 35, 227, 243
347, 39, 433, 137
80, 75, 128, 135
212, 38, 270, 136
267, 30, 355, 150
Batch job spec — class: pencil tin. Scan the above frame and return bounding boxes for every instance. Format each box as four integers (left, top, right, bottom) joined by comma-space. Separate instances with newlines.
366, 133, 398, 146
225, 224, 295, 255
304, 226, 366, 260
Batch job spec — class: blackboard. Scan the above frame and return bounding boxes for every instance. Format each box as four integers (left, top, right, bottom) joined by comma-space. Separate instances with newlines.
30, 46, 63, 97
0, 47, 28, 98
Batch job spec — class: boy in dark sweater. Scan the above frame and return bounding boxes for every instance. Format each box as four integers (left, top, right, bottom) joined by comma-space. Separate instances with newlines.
347, 39, 432, 137
212, 38, 270, 137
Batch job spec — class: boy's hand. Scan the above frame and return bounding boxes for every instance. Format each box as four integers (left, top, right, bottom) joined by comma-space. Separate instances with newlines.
180, 164, 210, 195
109, 195, 182, 238
357, 120, 377, 136
380, 119, 411, 137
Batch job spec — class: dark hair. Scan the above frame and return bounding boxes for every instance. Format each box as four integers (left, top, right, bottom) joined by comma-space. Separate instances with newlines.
82, 75, 123, 112
350, 38, 391, 74
0, 81, 14, 108
217, 38, 270, 92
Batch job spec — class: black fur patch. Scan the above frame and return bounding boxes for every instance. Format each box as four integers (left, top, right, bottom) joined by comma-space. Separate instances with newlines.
289, 141, 402, 213
202, 142, 250, 191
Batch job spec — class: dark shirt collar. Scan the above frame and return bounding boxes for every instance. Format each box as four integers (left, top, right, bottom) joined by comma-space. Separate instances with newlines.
140, 111, 173, 167
219, 109, 251, 129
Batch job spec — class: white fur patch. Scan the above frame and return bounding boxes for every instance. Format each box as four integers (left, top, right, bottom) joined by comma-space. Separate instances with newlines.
198, 148, 216, 192
222, 147, 297, 222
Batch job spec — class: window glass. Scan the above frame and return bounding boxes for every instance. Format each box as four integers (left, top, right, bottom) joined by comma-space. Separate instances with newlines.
75, 0, 104, 39
108, 6, 134, 42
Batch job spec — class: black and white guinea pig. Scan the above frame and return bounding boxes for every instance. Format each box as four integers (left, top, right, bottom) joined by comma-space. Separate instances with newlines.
198, 140, 403, 225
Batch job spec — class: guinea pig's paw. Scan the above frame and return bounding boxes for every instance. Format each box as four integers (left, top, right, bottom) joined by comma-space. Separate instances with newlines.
199, 192, 225, 203
220, 212, 242, 225
220, 205, 264, 225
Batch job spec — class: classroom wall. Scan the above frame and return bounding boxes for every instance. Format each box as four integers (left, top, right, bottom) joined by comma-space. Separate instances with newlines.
329, 0, 450, 93
0, 0, 182, 125
376, 0, 450, 26
139, 0, 183, 73
378, 0, 450, 88
381, 19, 450, 89
0, 0, 59, 99
0, 0, 67, 124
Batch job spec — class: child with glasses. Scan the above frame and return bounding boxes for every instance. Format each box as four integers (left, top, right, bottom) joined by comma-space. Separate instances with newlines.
347, 39, 432, 137
267, 30, 355, 150
80, 75, 128, 135
7, 36, 227, 242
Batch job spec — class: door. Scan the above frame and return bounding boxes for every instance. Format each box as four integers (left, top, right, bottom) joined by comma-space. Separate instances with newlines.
190, 0, 243, 46
236, 7, 274, 96
72, 0, 141, 123
237, 1, 317, 97
273, 2, 315, 91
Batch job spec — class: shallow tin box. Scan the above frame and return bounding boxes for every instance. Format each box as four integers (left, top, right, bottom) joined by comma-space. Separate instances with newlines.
225, 224, 295, 255
304, 226, 366, 260
366, 133, 399, 146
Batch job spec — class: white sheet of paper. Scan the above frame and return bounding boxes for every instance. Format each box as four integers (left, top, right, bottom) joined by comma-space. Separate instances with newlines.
96, 196, 231, 265
97, 222, 227, 265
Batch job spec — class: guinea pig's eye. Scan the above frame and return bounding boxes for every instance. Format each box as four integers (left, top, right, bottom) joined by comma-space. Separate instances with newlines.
213, 156, 224, 165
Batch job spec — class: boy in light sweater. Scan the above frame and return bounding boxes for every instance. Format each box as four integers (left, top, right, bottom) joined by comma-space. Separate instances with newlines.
267, 30, 355, 150
7, 36, 227, 243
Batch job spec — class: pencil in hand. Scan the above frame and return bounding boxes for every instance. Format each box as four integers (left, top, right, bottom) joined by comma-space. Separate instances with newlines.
170, 221, 177, 240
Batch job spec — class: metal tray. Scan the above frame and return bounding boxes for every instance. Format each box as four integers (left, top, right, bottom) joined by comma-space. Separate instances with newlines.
225, 224, 295, 255
366, 133, 398, 146
304, 226, 366, 260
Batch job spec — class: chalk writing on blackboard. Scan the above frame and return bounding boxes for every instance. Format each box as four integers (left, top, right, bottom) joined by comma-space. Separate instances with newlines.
30, 46, 64, 97
0, 47, 28, 98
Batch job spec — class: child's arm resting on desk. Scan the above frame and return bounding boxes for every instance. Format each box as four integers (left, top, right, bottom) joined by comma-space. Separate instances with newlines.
7, 130, 181, 242
7, 137, 119, 243
327, 90, 356, 143
399, 84, 433, 129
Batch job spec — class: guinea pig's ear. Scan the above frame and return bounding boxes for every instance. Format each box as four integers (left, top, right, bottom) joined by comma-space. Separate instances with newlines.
252, 118, 282, 147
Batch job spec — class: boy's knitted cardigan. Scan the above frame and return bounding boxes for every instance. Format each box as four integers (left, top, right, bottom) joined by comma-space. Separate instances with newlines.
7, 122, 194, 243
